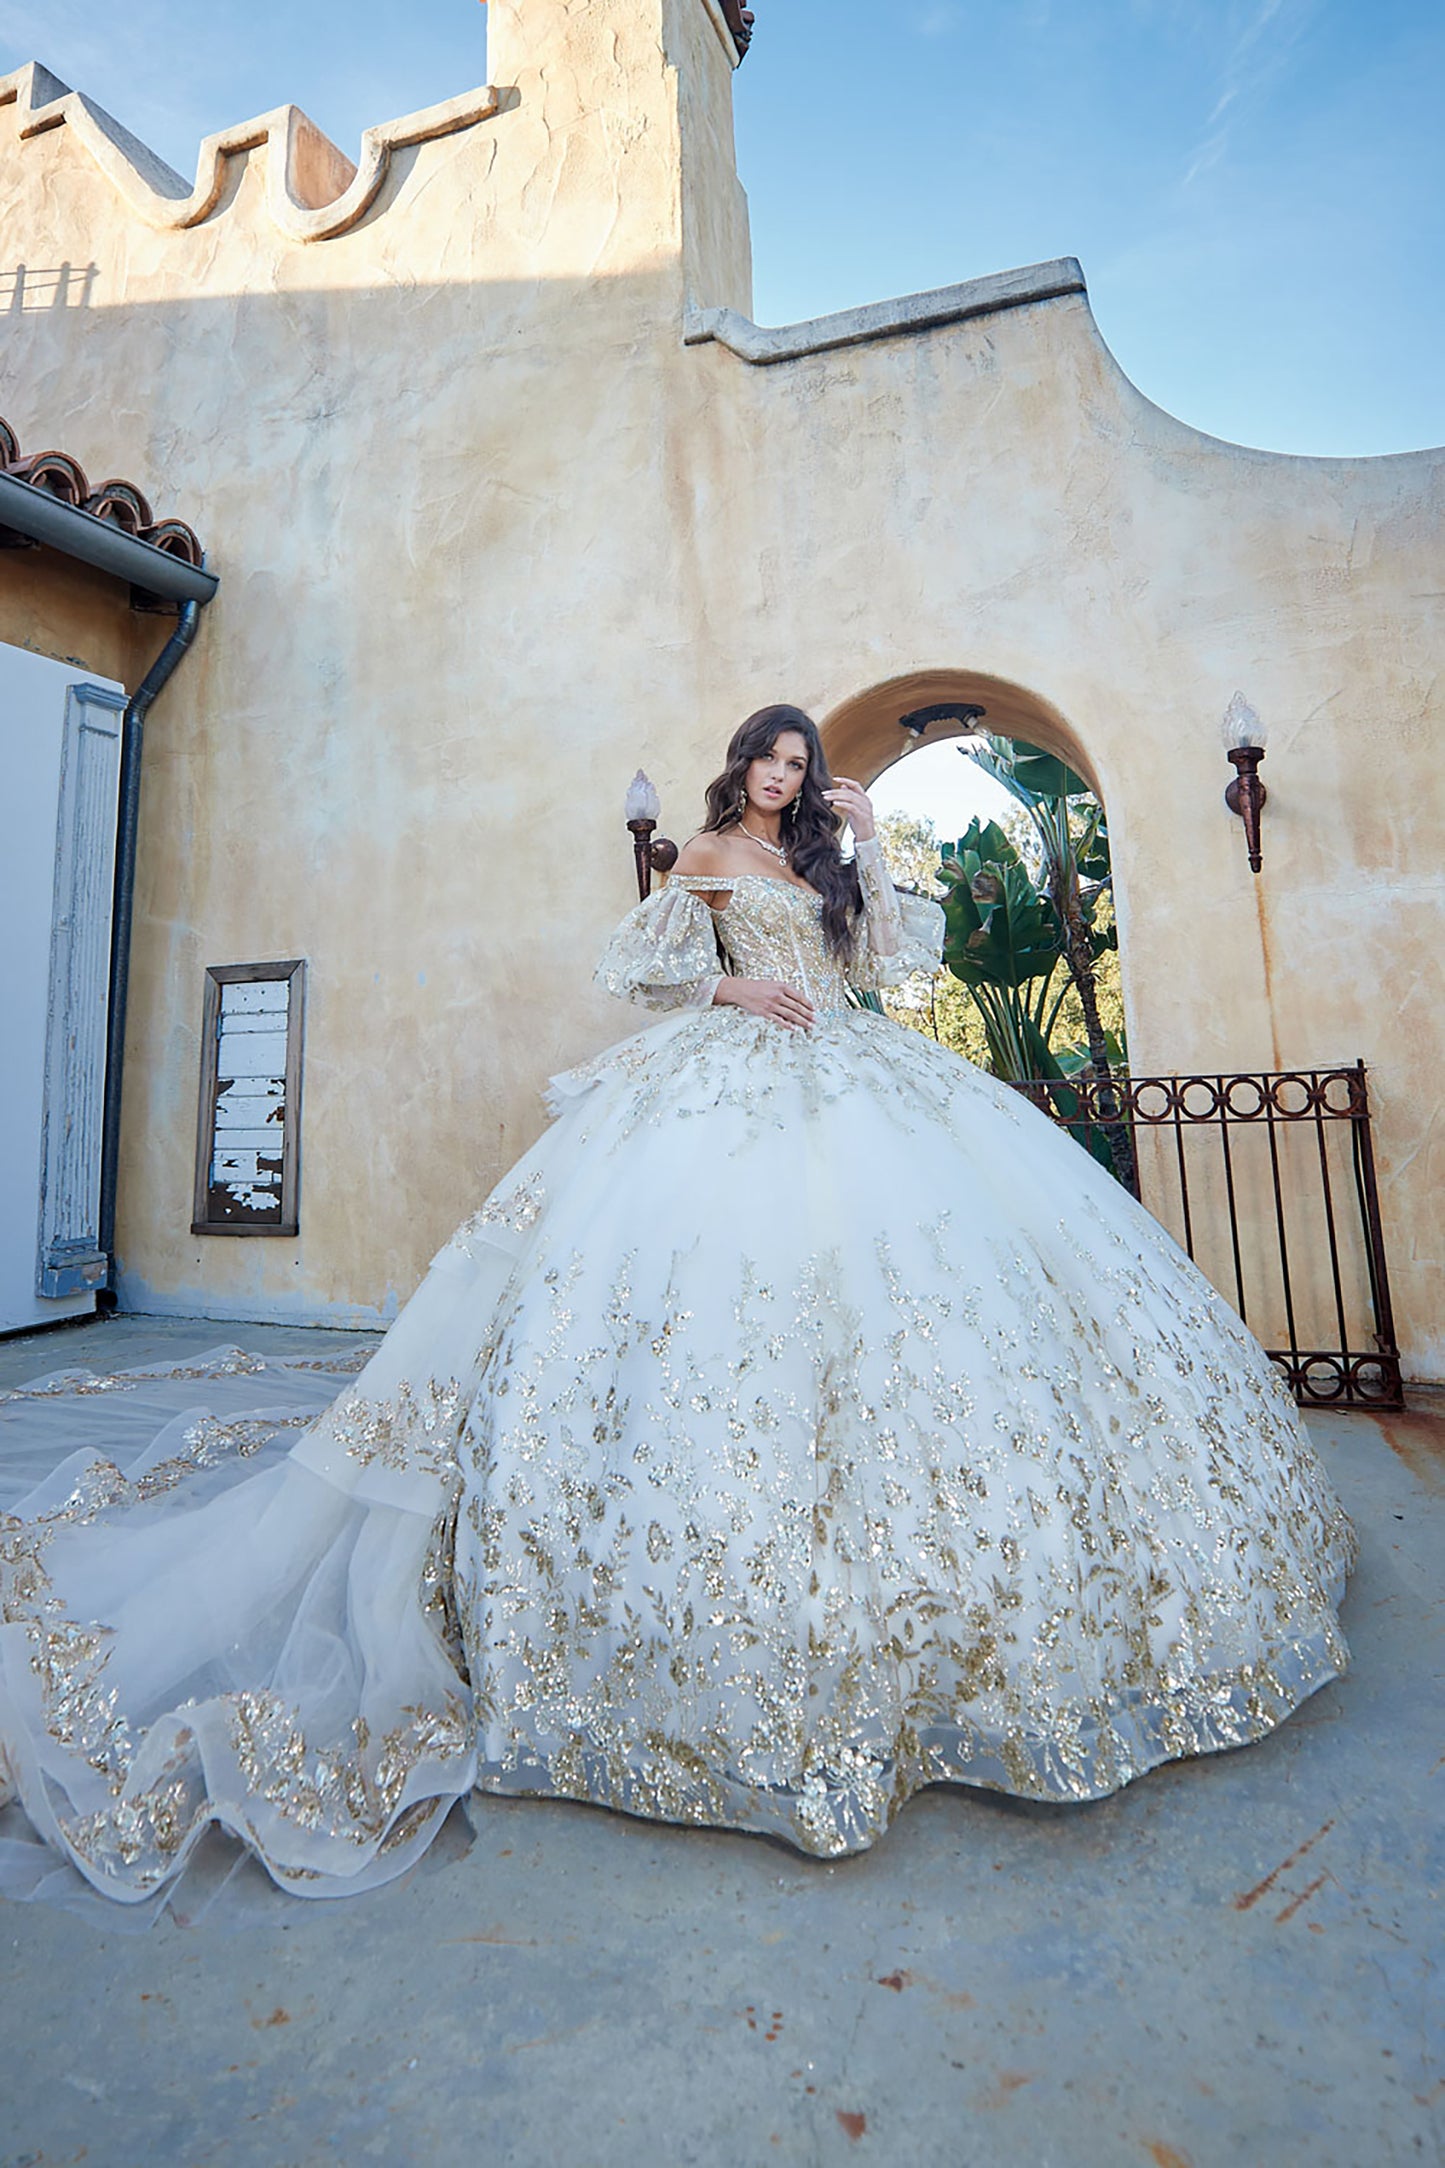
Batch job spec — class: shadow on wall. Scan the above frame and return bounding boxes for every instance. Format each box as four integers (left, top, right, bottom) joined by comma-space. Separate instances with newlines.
0, 262, 99, 310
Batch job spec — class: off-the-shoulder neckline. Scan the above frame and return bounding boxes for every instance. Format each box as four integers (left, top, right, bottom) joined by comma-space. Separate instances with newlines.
670, 871, 822, 905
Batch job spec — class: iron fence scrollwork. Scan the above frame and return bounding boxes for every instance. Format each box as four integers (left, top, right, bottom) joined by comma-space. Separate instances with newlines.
1012, 1062, 1402, 1411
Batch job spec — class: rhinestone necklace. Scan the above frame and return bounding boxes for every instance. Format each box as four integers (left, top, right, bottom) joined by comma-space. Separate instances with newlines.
738, 822, 789, 867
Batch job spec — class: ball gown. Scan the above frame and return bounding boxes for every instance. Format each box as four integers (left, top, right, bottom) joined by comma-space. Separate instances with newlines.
0, 841, 1355, 1908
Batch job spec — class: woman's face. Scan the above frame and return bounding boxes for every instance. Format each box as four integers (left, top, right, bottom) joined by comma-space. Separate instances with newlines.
744, 730, 809, 816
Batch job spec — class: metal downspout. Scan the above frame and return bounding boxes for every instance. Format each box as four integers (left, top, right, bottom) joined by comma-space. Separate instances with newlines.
97, 596, 205, 1301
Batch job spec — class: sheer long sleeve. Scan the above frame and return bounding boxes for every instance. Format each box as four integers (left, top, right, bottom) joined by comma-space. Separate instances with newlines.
594, 884, 723, 1010
850, 835, 945, 989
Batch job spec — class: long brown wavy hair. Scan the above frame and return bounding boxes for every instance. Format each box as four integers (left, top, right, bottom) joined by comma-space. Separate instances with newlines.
701, 705, 862, 958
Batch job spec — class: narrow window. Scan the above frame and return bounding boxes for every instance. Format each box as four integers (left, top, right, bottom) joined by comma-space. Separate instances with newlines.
191, 961, 305, 1235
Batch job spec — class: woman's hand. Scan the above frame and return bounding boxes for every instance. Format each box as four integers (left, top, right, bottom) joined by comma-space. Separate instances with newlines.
823, 776, 876, 842
715, 978, 815, 1031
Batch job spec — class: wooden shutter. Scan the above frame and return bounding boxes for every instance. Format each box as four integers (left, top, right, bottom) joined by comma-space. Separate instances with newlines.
36, 683, 126, 1297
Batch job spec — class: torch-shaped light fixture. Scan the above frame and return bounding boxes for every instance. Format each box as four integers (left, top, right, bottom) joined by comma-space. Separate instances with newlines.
1221, 693, 1268, 874
625, 770, 678, 900
899, 701, 987, 742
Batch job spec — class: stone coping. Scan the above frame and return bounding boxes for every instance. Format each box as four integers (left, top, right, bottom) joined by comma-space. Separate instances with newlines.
684, 258, 1088, 365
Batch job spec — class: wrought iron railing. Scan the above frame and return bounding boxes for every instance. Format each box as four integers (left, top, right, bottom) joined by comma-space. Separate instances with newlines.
1012, 1063, 1402, 1410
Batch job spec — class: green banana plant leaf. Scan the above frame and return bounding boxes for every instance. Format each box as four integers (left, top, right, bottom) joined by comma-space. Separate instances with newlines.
1076, 811, 1112, 883
1041, 1077, 1122, 1173
1002, 738, 1090, 800
1044, 1033, 1130, 1171
1056, 1030, 1128, 1077
939, 819, 1061, 993
963, 736, 1089, 808
1011, 1010, 1067, 1081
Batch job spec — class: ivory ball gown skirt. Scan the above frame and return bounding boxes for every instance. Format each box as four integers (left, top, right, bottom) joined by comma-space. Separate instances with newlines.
0, 998, 1355, 1908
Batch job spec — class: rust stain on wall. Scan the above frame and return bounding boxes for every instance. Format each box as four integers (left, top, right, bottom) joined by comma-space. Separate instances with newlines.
1253, 880, 1283, 1074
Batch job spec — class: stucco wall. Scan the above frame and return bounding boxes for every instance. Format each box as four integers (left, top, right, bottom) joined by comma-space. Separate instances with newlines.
0, 0, 1440, 1373
674, 303, 1445, 1381
0, 551, 153, 688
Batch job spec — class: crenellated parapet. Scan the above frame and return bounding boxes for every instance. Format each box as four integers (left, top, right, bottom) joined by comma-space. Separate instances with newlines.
0, 61, 502, 244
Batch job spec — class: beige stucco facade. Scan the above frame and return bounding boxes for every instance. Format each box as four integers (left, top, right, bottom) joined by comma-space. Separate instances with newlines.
1, 0, 1442, 1375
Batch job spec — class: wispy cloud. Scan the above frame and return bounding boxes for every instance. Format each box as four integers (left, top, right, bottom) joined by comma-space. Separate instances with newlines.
0, 1, 99, 87
912, 5, 962, 37
1182, 0, 1316, 187
0, 0, 301, 177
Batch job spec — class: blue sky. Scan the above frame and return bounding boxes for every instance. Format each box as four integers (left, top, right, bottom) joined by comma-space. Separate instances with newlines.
2, 0, 1440, 457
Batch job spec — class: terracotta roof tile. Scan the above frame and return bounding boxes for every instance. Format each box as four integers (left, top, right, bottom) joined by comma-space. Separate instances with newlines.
0, 415, 202, 566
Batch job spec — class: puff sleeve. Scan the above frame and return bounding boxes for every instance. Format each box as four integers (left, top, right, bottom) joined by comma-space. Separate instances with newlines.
849, 835, 945, 989
594, 884, 723, 1010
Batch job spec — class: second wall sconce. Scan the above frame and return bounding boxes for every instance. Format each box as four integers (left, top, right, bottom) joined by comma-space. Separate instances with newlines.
1222, 692, 1268, 874
624, 771, 678, 900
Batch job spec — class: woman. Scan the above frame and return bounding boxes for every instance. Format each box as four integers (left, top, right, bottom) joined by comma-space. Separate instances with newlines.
0, 706, 1354, 1909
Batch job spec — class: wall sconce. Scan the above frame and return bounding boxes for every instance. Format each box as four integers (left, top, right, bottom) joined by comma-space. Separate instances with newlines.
1221, 692, 1268, 874
899, 701, 987, 742
624, 770, 678, 900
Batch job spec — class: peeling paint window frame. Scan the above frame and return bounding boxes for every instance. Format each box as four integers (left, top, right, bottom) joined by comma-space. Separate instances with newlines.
191, 960, 305, 1237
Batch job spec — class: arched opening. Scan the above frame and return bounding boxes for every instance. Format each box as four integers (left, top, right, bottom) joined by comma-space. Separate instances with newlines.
821, 671, 1128, 1127
819, 672, 1400, 1406
821, 668, 1104, 799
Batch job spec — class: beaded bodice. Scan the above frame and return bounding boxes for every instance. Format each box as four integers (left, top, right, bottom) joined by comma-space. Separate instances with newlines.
593, 844, 945, 1016
700, 875, 854, 1016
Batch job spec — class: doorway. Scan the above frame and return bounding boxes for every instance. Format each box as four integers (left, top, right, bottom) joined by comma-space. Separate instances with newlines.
0, 644, 126, 1333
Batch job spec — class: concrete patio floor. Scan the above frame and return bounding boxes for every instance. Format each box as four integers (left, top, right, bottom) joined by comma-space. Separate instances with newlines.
1, 1312, 1440, 2168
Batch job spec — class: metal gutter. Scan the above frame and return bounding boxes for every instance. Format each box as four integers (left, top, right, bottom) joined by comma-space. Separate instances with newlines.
0, 471, 218, 603
97, 597, 204, 1297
